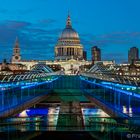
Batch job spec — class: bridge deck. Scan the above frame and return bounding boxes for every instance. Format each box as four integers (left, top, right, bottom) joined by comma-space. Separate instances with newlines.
0, 75, 140, 126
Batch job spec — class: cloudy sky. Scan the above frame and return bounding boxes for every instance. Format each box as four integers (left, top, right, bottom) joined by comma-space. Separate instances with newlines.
0, 0, 140, 63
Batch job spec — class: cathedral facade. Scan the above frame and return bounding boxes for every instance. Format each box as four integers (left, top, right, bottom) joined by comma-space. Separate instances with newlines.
55, 14, 83, 61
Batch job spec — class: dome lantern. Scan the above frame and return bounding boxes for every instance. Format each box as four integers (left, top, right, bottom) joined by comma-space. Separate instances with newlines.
66, 14, 72, 28
60, 14, 79, 39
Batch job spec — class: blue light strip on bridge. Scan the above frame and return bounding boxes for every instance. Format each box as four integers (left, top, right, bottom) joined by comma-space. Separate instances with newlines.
21, 77, 58, 89
80, 76, 140, 99
0, 83, 19, 91
101, 81, 137, 89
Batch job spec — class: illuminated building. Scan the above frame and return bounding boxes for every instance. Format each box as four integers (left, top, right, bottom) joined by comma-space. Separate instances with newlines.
55, 14, 83, 61
11, 37, 21, 63
128, 47, 139, 64
91, 46, 101, 63
83, 51, 87, 61
0, 59, 27, 75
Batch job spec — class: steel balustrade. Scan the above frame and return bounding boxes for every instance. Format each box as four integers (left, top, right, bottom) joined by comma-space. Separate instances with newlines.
0, 71, 60, 83
81, 72, 140, 86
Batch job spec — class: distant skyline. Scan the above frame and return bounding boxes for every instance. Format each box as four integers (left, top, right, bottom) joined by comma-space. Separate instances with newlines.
0, 0, 140, 63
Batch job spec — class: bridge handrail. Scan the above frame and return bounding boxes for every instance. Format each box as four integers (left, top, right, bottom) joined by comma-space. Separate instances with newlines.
0, 71, 60, 83
81, 72, 140, 87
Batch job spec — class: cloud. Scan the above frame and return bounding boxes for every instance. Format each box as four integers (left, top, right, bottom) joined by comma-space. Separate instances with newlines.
22, 27, 61, 36
0, 19, 60, 45
0, 20, 31, 44
81, 31, 140, 48
96, 32, 140, 46
101, 32, 140, 39
39, 19, 57, 24
0, 18, 60, 42
103, 52, 127, 63
19, 27, 61, 49
0, 20, 31, 29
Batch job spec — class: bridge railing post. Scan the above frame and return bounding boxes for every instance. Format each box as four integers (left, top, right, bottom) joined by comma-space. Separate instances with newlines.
128, 93, 131, 116
113, 85, 117, 108
118, 92, 120, 110
34, 86, 36, 96
28, 87, 30, 97
20, 87, 23, 102
1, 89, 4, 110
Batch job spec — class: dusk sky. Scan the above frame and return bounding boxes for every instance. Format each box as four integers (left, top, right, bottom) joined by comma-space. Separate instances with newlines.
0, 0, 140, 63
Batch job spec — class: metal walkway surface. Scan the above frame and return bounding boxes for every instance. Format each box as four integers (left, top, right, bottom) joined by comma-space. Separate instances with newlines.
52, 75, 81, 89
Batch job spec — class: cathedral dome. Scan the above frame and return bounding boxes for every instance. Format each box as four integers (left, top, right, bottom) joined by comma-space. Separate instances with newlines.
55, 14, 83, 61
59, 14, 79, 39
60, 28, 79, 39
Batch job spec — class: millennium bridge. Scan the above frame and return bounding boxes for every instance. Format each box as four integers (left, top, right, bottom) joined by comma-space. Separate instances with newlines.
0, 64, 140, 140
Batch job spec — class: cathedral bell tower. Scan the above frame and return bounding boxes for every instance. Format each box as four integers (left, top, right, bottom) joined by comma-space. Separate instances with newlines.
11, 37, 21, 63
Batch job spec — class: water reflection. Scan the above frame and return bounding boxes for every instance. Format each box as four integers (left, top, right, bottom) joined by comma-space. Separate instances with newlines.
81, 108, 117, 132
3, 106, 60, 132
121, 106, 140, 117
81, 108, 109, 117
47, 107, 59, 130
18, 109, 49, 117
19, 110, 30, 117
82, 108, 110, 127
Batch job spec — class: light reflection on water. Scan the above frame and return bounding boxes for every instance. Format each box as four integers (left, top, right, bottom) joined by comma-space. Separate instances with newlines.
81, 108, 110, 125
18, 108, 49, 117
81, 108, 116, 132
47, 107, 60, 130
122, 106, 133, 117
82, 108, 109, 117
18, 107, 59, 117
6, 107, 60, 131
121, 106, 140, 117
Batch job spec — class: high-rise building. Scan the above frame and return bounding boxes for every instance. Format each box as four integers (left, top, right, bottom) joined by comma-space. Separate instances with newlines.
11, 37, 21, 63
83, 51, 87, 61
91, 46, 101, 63
128, 47, 139, 64
55, 14, 83, 61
